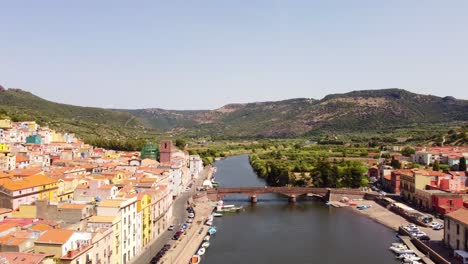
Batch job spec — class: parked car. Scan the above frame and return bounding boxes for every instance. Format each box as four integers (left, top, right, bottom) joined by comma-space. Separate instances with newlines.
423, 217, 433, 224
168, 224, 174, 231
433, 224, 444, 230
419, 235, 431, 241
187, 218, 193, 223
188, 212, 195, 218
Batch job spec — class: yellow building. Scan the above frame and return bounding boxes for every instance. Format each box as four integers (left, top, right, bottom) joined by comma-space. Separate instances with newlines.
0, 119, 12, 129
400, 169, 447, 203
38, 178, 59, 203
0, 143, 11, 152
57, 179, 79, 202
137, 193, 151, 248
51, 131, 65, 143
12, 204, 37, 218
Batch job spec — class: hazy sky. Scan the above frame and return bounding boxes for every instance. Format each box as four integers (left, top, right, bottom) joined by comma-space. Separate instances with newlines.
1, 1, 467, 109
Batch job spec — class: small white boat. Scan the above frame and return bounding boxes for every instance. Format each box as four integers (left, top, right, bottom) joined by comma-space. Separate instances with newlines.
213, 213, 223, 217
191, 255, 201, 264
396, 253, 416, 259
205, 220, 213, 226
403, 255, 421, 263
201, 242, 210, 248
390, 246, 414, 255
197, 247, 206, 256
203, 235, 210, 241
391, 243, 405, 247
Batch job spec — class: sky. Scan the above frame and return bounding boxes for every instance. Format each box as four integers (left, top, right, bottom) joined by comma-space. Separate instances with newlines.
1, 1, 467, 110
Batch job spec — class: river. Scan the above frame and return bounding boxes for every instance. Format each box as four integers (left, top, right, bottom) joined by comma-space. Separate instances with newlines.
201, 155, 399, 264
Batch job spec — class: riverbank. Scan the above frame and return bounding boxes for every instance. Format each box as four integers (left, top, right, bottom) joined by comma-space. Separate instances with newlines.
347, 200, 442, 240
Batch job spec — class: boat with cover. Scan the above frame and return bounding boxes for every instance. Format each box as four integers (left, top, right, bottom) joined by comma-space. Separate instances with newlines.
191, 255, 201, 264
197, 247, 206, 256
208, 227, 217, 235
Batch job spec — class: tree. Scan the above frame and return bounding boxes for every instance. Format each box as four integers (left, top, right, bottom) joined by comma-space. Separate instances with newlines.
401, 147, 415, 157
460, 157, 467, 171
390, 156, 401, 169
432, 160, 440, 171
175, 138, 187, 150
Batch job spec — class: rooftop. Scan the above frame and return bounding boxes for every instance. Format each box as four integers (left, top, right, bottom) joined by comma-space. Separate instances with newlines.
0, 252, 50, 264
87, 215, 117, 223
36, 229, 74, 244
446, 208, 468, 224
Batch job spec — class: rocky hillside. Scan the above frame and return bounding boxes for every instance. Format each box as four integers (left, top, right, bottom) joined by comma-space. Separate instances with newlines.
126, 89, 468, 138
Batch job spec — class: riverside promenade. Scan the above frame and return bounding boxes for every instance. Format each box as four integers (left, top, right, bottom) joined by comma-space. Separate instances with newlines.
160, 196, 216, 263
158, 168, 216, 264
130, 166, 215, 264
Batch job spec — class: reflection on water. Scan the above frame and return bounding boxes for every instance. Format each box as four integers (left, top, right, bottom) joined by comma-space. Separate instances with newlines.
201, 155, 398, 264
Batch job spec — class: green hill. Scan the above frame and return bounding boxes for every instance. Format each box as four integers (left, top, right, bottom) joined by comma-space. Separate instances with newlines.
1, 88, 467, 145
0, 88, 155, 141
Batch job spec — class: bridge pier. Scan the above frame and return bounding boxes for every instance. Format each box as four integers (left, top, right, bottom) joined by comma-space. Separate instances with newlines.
250, 195, 258, 203
289, 195, 297, 203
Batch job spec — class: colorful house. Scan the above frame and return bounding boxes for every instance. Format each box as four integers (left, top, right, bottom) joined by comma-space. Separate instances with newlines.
26, 135, 42, 145
0, 174, 58, 209
137, 193, 151, 251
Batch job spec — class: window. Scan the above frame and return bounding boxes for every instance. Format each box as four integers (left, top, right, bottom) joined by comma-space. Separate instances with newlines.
457, 224, 460, 235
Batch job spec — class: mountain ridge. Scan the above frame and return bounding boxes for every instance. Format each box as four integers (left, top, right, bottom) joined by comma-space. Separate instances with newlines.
1, 88, 467, 141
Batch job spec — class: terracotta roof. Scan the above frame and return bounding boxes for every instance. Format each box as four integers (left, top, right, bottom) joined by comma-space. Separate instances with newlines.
0, 252, 50, 264
15, 155, 29, 163
30, 224, 53, 232
36, 229, 74, 244
446, 208, 468, 224
1, 174, 57, 191
0, 222, 20, 233
98, 200, 125, 208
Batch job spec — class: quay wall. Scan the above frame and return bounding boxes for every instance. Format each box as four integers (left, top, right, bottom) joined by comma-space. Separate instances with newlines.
398, 227, 450, 264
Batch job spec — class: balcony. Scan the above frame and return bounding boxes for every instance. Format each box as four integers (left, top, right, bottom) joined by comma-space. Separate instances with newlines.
61, 244, 93, 260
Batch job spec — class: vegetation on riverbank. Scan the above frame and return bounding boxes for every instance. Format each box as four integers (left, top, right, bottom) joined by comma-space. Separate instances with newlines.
247, 144, 375, 188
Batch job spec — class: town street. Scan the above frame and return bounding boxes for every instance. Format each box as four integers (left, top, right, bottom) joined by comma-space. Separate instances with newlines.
131, 166, 212, 264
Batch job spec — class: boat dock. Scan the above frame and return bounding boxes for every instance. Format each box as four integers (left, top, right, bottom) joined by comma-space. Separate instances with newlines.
399, 236, 435, 264
328, 201, 348, 208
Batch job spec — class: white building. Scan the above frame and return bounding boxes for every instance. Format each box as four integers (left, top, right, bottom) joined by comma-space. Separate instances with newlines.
97, 197, 138, 264
189, 155, 204, 178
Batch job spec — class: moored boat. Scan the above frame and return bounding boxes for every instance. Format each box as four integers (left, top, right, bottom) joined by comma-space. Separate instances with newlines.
197, 247, 206, 256
389, 246, 414, 255
203, 235, 210, 241
191, 255, 201, 264
213, 213, 223, 217
201, 242, 210, 248
208, 226, 217, 235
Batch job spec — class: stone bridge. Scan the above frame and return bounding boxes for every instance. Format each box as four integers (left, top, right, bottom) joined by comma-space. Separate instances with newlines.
206, 187, 366, 203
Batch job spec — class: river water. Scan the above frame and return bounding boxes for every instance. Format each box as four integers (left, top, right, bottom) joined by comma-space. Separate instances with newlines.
202, 155, 399, 264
